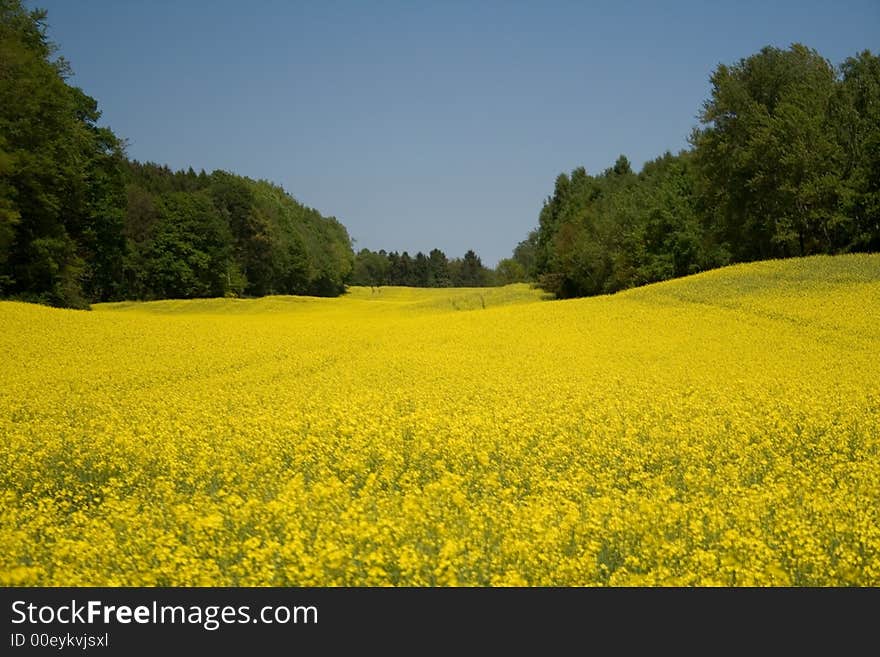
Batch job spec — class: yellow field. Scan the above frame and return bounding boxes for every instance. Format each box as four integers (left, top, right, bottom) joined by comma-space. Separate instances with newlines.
1, 254, 878, 586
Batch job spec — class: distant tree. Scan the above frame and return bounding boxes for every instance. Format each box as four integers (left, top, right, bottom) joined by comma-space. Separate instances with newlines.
61, 87, 128, 302
230, 177, 353, 297
427, 248, 450, 286
623, 152, 705, 282
351, 248, 389, 286
352, 247, 460, 288
534, 173, 571, 276
527, 150, 716, 298
512, 230, 538, 279
494, 258, 527, 284
612, 154, 633, 176
413, 251, 430, 286
399, 251, 414, 286
209, 170, 260, 292
273, 226, 309, 295
0, 137, 18, 288
453, 249, 489, 286
386, 251, 402, 285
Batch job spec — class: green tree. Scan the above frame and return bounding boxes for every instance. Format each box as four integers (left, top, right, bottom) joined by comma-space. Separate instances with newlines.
453, 249, 489, 287
612, 154, 633, 176
0, 0, 127, 306
512, 230, 537, 280
427, 248, 450, 286
351, 248, 391, 286
144, 191, 232, 298
692, 44, 842, 259
0, 136, 20, 289
832, 50, 880, 251
412, 251, 430, 286
494, 257, 527, 284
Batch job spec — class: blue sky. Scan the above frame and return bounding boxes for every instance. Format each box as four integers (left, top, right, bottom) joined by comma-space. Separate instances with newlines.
29, 1, 879, 266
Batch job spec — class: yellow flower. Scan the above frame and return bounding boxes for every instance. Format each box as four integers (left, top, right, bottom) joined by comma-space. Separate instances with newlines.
1, 254, 878, 585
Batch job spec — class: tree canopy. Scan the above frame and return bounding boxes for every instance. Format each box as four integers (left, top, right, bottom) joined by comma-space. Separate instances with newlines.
349, 246, 497, 288
524, 44, 880, 299
4, 5, 876, 307
0, 0, 354, 307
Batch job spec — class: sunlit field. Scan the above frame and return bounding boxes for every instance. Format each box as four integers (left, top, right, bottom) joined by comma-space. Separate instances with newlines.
1, 254, 878, 586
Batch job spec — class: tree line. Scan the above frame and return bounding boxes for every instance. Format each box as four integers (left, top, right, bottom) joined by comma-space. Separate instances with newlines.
519, 43, 879, 298
121, 162, 353, 301
0, 1, 353, 308
350, 247, 503, 287
5, 1, 875, 308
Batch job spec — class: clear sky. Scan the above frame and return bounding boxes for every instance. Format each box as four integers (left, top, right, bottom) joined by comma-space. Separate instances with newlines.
27, 0, 879, 266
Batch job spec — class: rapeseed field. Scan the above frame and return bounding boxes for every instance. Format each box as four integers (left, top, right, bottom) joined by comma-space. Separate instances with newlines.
1, 254, 878, 586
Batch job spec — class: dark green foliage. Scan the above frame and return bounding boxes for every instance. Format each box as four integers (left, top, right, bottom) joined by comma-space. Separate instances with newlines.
0, 0, 125, 307
349, 247, 493, 287
143, 191, 232, 299
493, 258, 527, 285
692, 44, 843, 259
246, 178, 352, 296
427, 248, 451, 287
528, 44, 880, 299
693, 44, 879, 259
121, 163, 354, 300
833, 50, 880, 251
208, 170, 263, 292
4, 4, 876, 307
0, 0, 354, 307
351, 248, 389, 287
511, 230, 538, 280
452, 249, 490, 287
